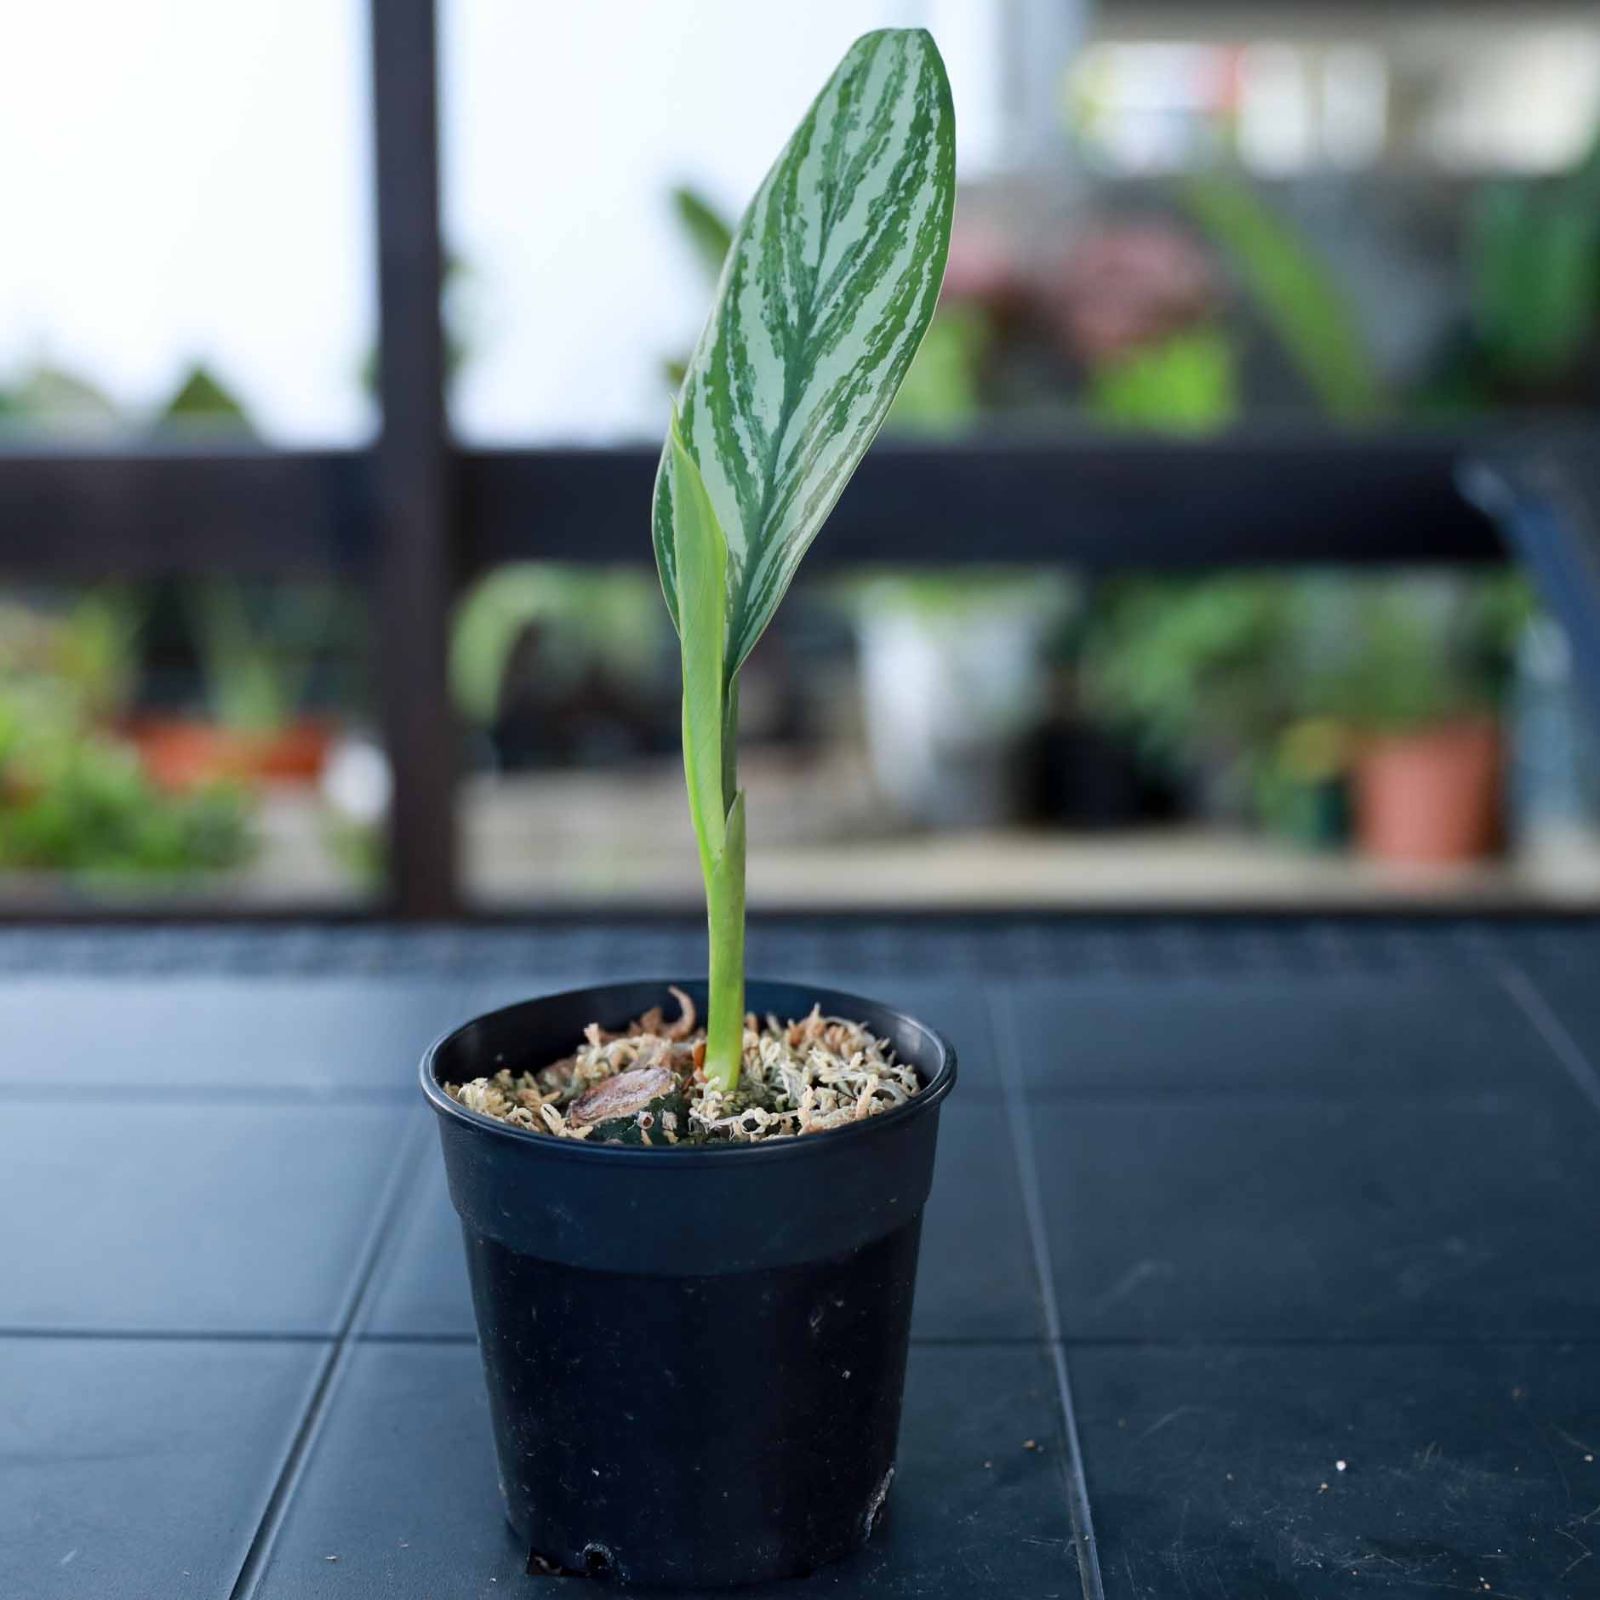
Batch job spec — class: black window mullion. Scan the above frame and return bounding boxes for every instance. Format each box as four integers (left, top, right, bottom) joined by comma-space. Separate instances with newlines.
369, 0, 458, 918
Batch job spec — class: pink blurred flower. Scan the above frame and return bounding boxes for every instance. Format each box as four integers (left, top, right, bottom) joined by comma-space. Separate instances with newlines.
1046, 222, 1220, 365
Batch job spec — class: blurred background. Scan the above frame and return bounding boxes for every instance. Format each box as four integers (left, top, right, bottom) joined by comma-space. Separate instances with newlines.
4, 0, 1600, 913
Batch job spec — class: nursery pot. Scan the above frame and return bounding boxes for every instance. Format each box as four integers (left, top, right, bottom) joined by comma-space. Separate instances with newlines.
422, 979, 956, 1589
1354, 717, 1502, 866
856, 606, 1048, 828
126, 716, 333, 790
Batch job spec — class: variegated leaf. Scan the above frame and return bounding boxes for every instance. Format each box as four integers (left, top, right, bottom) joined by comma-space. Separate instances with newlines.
654, 27, 955, 675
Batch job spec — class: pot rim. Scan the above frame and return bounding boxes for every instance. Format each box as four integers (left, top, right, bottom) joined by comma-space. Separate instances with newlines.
421, 976, 957, 1167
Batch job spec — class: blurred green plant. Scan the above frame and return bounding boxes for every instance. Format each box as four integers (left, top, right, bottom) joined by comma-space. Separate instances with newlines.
1082, 575, 1296, 778
1255, 716, 1352, 849
451, 565, 668, 727
1298, 571, 1533, 732
185, 578, 337, 733
1084, 571, 1532, 768
887, 303, 986, 434
0, 602, 250, 877
162, 364, 254, 432
1467, 135, 1600, 392
1180, 175, 1389, 424
1086, 327, 1237, 435
0, 362, 120, 432
670, 185, 735, 284
160, 365, 346, 734
0, 726, 249, 877
0, 591, 143, 724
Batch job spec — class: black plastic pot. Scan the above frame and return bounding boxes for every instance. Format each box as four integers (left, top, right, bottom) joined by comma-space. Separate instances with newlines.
421, 978, 956, 1589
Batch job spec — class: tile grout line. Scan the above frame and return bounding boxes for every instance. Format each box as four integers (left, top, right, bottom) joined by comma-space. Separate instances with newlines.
14, 1324, 1600, 1350
0, 1327, 337, 1344
226, 1112, 431, 1600
1493, 958, 1600, 1121
986, 983, 1106, 1600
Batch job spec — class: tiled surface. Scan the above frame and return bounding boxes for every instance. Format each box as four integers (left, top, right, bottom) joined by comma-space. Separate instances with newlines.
250, 1341, 1076, 1600
1512, 963, 1600, 1107
358, 1146, 469, 1340
1072, 1341, 1600, 1599
6, 919, 1600, 1600
0, 976, 470, 1091
0, 1101, 414, 1333
998, 973, 1570, 1095
0, 1337, 325, 1600
1030, 1094, 1600, 1340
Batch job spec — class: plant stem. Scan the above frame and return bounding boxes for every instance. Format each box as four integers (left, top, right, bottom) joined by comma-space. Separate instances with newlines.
702, 675, 745, 1091
703, 792, 746, 1091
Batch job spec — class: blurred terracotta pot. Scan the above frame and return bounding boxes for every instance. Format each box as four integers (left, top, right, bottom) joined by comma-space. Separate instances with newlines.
127, 718, 333, 790
1354, 718, 1501, 865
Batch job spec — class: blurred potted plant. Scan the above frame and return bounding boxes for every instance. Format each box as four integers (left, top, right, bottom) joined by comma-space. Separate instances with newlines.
451, 564, 671, 768
128, 366, 340, 789
0, 360, 122, 435
1046, 220, 1239, 434
422, 32, 957, 1588
1313, 576, 1528, 865
1256, 716, 1352, 851
842, 571, 1076, 828
130, 577, 340, 790
0, 600, 251, 882
1080, 575, 1295, 821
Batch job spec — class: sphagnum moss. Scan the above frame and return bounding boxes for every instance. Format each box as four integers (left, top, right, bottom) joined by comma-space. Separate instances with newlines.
448, 989, 919, 1146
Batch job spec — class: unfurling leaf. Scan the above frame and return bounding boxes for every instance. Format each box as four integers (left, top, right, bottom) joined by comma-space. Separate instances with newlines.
668, 417, 730, 872
654, 29, 956, 1095
654, 28, 956, 677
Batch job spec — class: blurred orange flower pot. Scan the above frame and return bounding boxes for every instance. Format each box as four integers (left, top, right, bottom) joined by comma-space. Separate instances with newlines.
1353, 718, 1501, 866
127, 717, 333, 791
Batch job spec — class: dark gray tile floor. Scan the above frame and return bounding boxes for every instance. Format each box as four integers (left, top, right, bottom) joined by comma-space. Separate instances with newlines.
1071, 1340, 1600, 1599
0, 1100, 414, 1334
0, 974, 472, 1091
6, 920, 1600, 1600
1028, 1094, 1600, 1341
248, 1342, 1075, 1600
0, 1336, 325, 1600
997, 971, 1573, 1096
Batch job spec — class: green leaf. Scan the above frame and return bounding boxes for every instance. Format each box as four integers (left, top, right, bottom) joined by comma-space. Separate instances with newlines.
668, 417, 729, 871
654, 27, 955, 675
671, 185, 736, 285
1179, 175, 1387, 425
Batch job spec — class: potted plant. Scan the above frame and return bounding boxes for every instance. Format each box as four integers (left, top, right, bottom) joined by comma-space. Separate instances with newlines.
0, 600, 252, 885
1312, 576, 1527, 866
843, 570, 1076, 828
421, 31, 957, 1588
450, 564, 671, 769
1080, 574, 1297, 822
128, 578, 340, 790
127, 367, 340, 790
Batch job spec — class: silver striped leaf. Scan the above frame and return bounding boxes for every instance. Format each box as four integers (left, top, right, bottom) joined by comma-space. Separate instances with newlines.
654, 27, 956, 677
